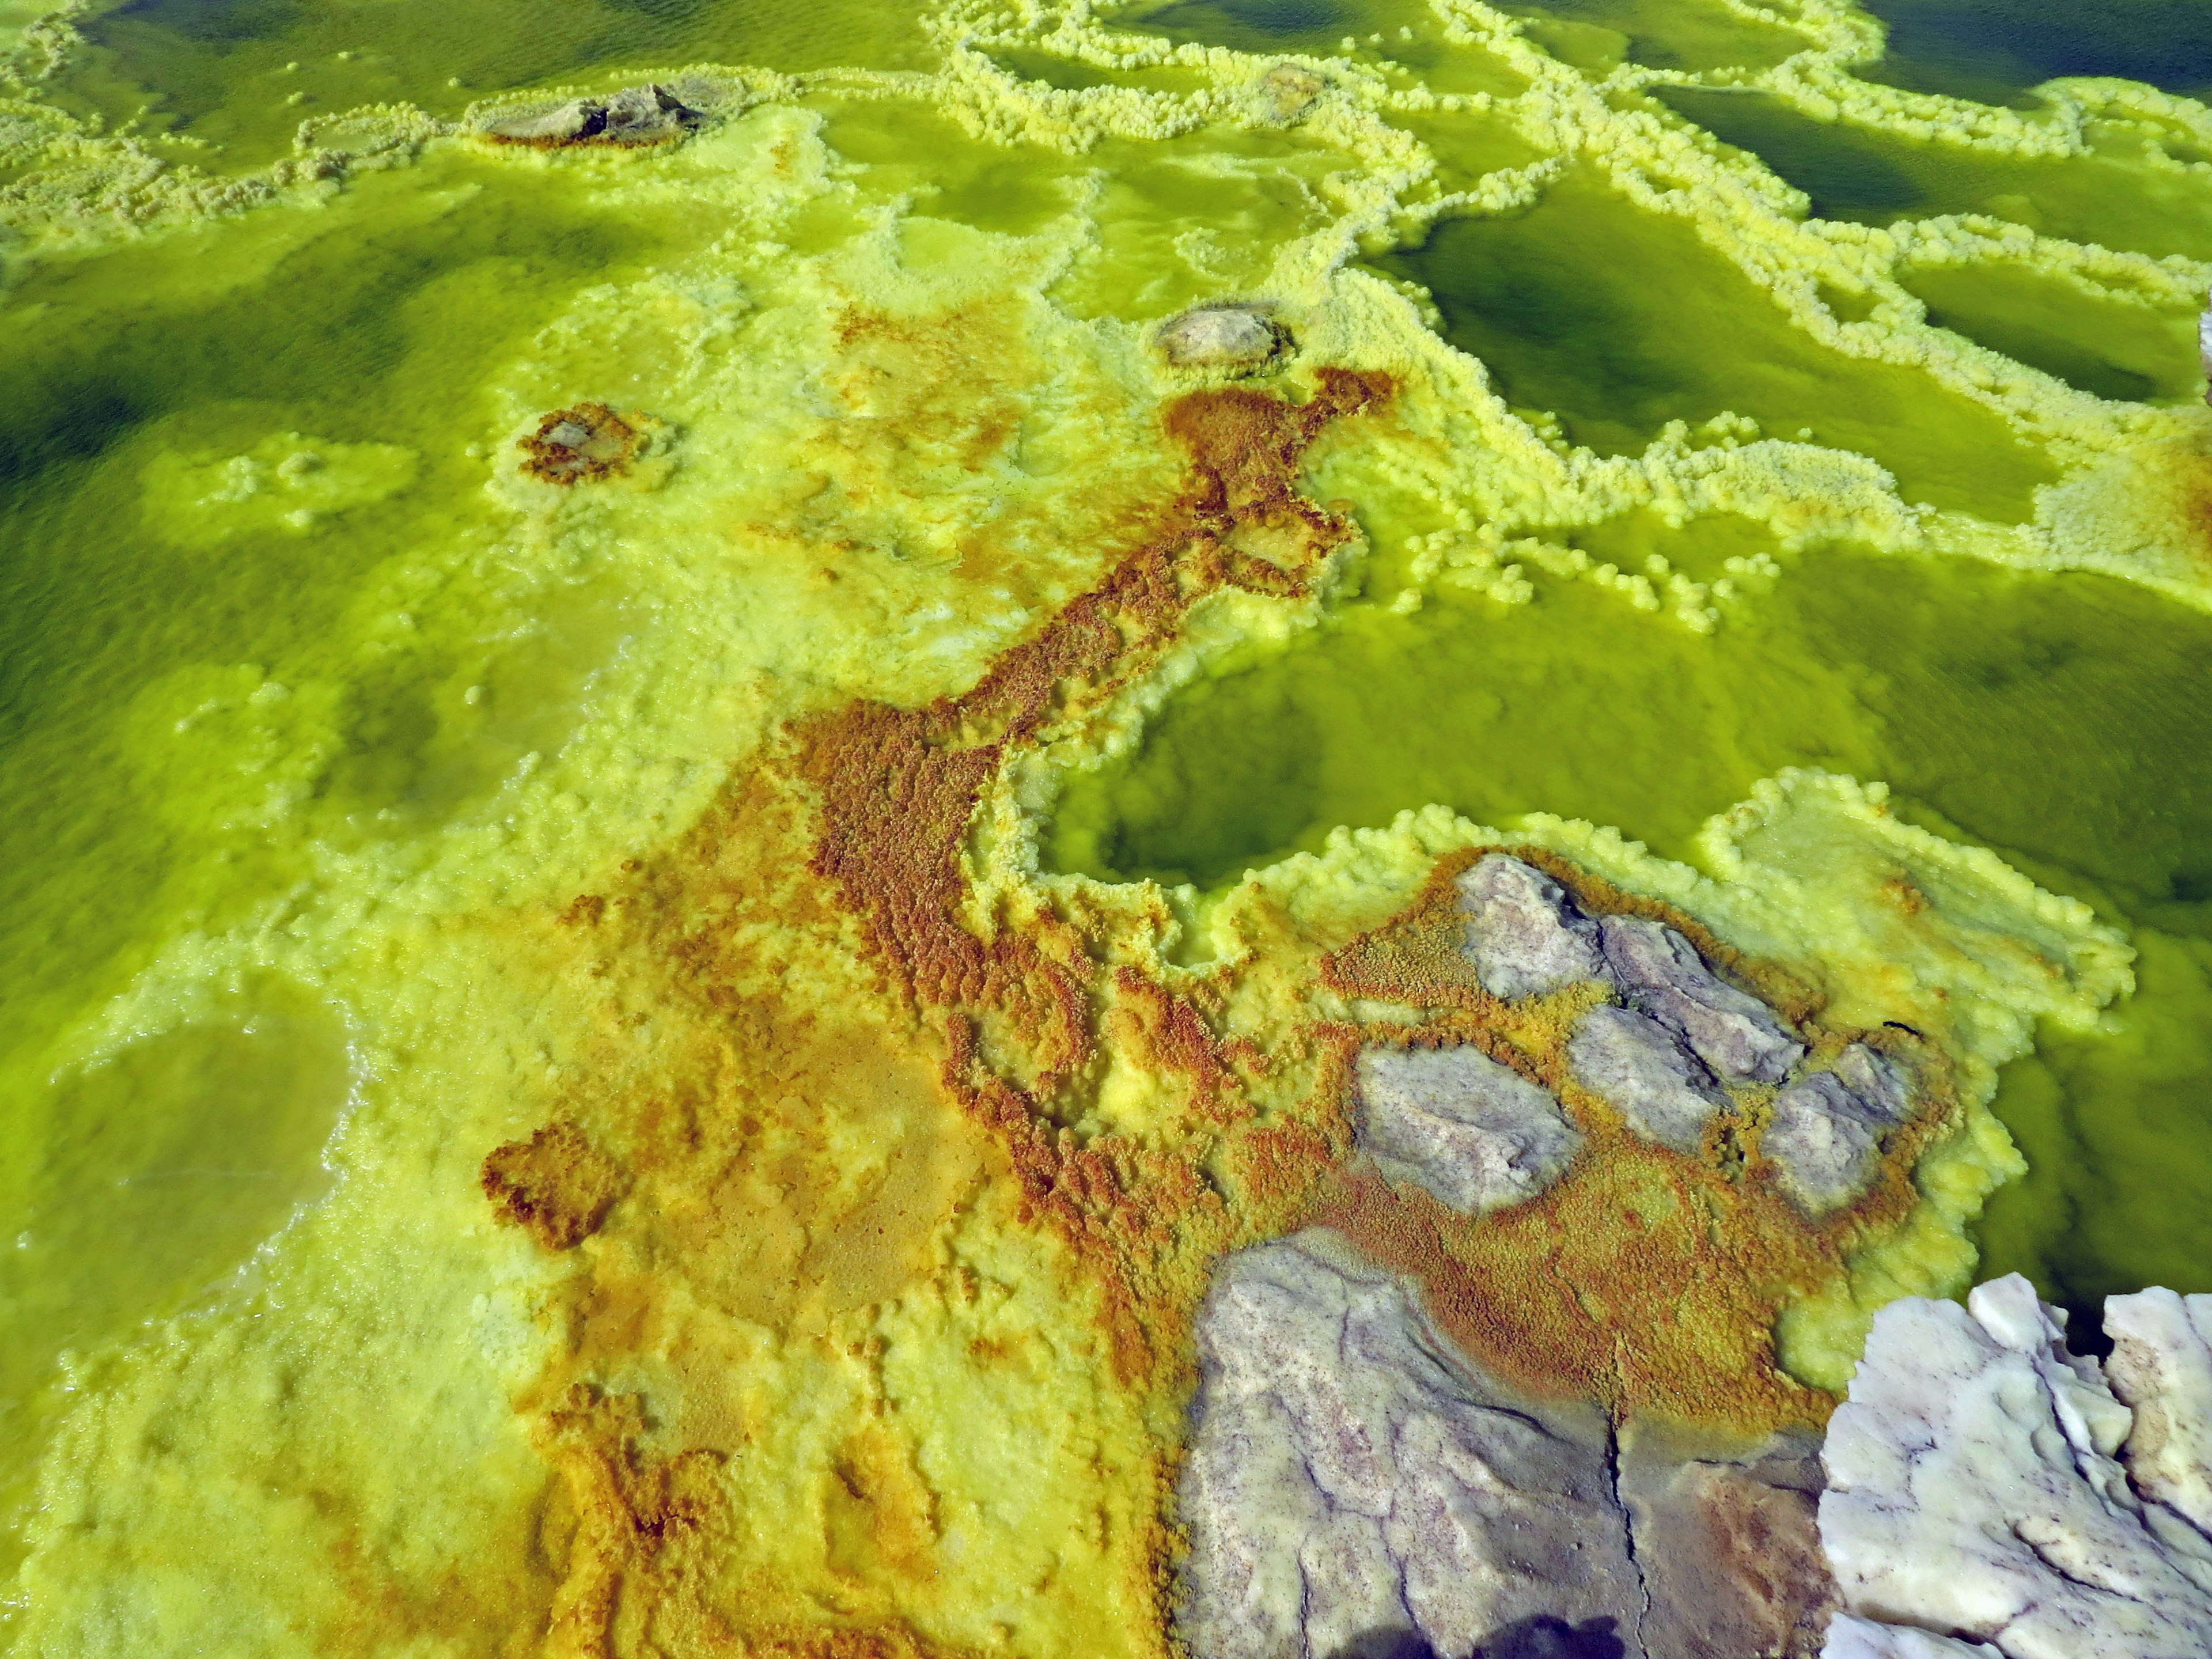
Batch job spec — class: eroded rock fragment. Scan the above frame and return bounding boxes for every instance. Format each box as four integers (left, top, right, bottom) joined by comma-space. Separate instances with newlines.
483, 82, 699, 147
1177, 1230, 1645, 1659
1820, 1274, 2212, 1658
1567, 1005, 1725, 1153
1154, 302, 1286, 370
1456, 853, 1605, 1000
1354, 1043, 1582, 1215
2105, 1289, 2212, 1543
1763, 1046, 1910, 1216
1598, 914, 1804, 1084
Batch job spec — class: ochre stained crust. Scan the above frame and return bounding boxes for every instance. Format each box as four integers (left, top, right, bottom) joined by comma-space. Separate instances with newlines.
476, 368, 1943, 1656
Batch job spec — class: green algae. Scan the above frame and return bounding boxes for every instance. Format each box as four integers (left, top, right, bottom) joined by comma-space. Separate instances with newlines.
1857, 0, 2212, 106
0, 153, 694, 1080
1509, 0, 1813, 76
1372, 170, 2056, 518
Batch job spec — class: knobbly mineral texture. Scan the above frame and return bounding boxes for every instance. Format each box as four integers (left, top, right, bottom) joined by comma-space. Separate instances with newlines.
1354, 1043, 1583, 1216
1154, 303, 1286, 370
2105, 1289, 2212, 1546
1820, 1274, 2212, 1658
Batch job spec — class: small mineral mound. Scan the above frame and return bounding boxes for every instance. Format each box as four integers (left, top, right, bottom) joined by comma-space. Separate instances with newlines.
1154, 302, 1287, 372
517, 403, 642, 484
1258, 60, 1324, 123
481, 83, 699, 149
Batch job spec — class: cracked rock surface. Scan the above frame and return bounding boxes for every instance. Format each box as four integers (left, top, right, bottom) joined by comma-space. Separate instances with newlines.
1820, 1274, 2212, 1658
1455, 854, 1606, 1001
1597, 914, 1804, 1084
1354, 1044, 1582, 1215
1764, 1046, 1911, 1216
1176, 1230, 1645, 1659
1618, 1424, 1839, 1658
1567, 1005, 1725, 1153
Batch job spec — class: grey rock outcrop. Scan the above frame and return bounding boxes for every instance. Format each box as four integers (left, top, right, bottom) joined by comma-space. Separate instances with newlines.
1355, 1044, 1582, 1215
1597, 914, 1804, 1084
1764, 1046, 1911, 1216
1155, 302, 1287, 370
1567, 1005, 1726, 1153
1176, 1231, 1645, 1659
1456, 853, 1605, 1001
1618, 1425, 1839, 1658
482, 83, 699, 147
1819, 1274, 2212, 1658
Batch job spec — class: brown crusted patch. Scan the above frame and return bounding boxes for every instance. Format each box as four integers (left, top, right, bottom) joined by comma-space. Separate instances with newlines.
796, 369, 1392, 1382
482, 369, 1398, 1654
483, 1121, 626, 1250
1309, 844, 1956, 1429
519, 403, 643, 485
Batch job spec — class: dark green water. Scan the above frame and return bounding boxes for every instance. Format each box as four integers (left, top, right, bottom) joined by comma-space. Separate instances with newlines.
1859, 0, 2212, 104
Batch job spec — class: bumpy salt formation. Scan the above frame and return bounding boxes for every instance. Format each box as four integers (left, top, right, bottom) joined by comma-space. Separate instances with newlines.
1599, 915, 1804, 1086
1820, 1275, 2212, 1658
1460, 854, 1915, 1203
1353, 1042, 1582, 1214
1176, 1230, 1643, 1659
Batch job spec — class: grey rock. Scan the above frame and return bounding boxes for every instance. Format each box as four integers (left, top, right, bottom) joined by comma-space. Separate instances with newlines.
482, 82, 698, 147
1176, 1230, 1645, 1659
1354, 1044, 1582, 1216
600, 82, 698, 144
1567, 1005, 1725, 1153
1619, 1423, 1838, 1658
1763, 1046, 1912, 1217
1597, 914, 1804, 1084
1819, 1274, 2212, 1658
484, 98, 603, 143
1155, 302, 1285, 370
1456, 853, 1606, 1001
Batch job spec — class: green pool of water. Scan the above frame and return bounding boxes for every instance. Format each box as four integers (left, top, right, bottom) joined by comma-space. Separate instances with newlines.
1370, 169, 2056, 516
1657, 86, 2212, 262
